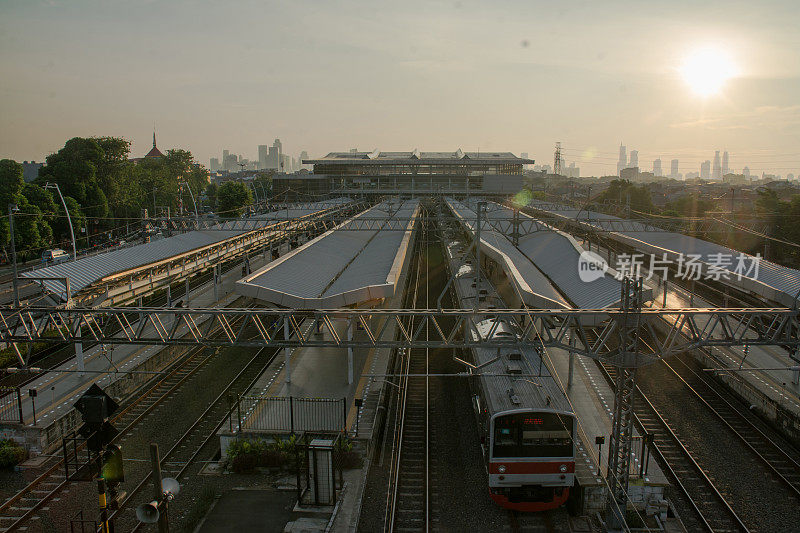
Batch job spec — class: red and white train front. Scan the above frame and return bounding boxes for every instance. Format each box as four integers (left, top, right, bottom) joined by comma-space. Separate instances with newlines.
488, 409, 576, 511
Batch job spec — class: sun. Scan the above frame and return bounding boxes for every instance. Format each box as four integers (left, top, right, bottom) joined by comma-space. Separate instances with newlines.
679, 46, 739, 97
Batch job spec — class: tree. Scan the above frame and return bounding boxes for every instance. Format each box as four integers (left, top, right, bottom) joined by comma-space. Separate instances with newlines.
14, 197, 53, 261
217, 182, 253, 217
36, 137, 113, 219
664, 195, 714, 218
0, 160, 26, 252
204, 183, 218, 211
594, 179, 655, 215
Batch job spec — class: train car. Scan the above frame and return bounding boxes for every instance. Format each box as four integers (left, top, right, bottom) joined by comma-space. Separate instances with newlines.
444, 236, 577, 512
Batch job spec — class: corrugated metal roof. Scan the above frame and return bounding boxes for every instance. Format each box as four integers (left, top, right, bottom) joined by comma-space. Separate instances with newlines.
236, 199, 419, 307
473, 201, 623, 309
445, 198, 571, 309
22, 199, 351, 299
444, 242, 571, 415
529, 202, 800, 306
304, 150, 534, 165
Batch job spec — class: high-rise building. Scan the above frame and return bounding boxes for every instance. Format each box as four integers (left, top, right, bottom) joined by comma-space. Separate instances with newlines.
629, 150, 638, 169
222, 150, 230, 171
210, 158, 220, 172
258, 145, 268, 170
722, 151, 729, 176
266, 146, 280, 170
701, 160, 711, 179
670, 159, 679, 179
617, 144, 627, 176
713, 151, 721, 179
743, 166, 751, 180
653, 158, 662, 177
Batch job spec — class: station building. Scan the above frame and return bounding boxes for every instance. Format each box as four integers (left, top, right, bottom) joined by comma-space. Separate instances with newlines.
299, 149, 534, 196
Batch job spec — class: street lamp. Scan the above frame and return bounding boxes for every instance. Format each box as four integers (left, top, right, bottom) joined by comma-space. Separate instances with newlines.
8, 203, 19, 307
44, 182, 77, 262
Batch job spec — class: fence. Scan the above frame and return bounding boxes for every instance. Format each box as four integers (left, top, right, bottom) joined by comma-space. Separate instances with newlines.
237, 396, 346, 434
0, 386, 23, 424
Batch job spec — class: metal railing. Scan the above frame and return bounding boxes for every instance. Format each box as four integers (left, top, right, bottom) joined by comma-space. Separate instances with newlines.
237, 395, 346, 433
0, 386, 23, 424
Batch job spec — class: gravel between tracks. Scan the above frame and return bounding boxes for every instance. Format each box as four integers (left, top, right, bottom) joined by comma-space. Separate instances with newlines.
637, 355, 800, 533
16, 343, 262, 532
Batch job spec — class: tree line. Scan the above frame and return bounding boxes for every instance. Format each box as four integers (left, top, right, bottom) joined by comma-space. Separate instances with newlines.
0, 136, 261, 263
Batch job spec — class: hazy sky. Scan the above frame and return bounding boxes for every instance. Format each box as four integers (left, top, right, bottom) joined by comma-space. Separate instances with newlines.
2, 0, 799, 177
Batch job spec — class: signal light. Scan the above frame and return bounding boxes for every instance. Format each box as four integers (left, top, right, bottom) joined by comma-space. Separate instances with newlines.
101, 444, 125, 484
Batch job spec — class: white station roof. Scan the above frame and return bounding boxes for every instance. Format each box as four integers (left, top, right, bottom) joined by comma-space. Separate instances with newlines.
446, 198, 571, 309
528, 202, 800, 307
472, 200, 626, 309
23, 199, 351, 299
236, 199, 419, 308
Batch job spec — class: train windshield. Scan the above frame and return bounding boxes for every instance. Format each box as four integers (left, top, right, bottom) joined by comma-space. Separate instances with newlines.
492, 412, 574, 458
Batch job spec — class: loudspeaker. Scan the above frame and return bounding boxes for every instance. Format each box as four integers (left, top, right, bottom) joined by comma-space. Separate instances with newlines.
135, 501, 159, 524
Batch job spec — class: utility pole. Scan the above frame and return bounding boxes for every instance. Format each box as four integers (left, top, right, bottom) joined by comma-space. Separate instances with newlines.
150, 443, 169, 533
475, 201, 486, 300
554, 142, 562, 176
8, 204, 19, 307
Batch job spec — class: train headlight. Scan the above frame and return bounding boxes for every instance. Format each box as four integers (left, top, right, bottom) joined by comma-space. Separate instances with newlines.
498, 465, 506, 473
559, 464, 568, 473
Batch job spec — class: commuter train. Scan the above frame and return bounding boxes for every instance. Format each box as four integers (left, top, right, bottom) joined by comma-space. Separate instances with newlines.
445, 238, 577, 512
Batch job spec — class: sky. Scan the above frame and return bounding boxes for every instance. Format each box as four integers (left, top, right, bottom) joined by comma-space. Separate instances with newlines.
1, 0, 799, 177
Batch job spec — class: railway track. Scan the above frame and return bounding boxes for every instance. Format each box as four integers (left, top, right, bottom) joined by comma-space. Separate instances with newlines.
118, 341, 284, 532
0, 302, 264, 532
599, 363, 750, 533
666, 354, 800, 498
385, 220, 433, 532
0, 341, 216, 532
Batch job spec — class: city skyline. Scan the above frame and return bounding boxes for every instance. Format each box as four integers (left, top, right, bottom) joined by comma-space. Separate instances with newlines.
1, 1, 799, 177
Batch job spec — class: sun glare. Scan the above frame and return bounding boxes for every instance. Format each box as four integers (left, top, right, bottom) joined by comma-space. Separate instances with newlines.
680, 46, 739, 97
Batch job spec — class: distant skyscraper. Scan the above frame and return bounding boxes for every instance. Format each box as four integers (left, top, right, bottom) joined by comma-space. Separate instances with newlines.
210, 158, 220, 172
713, 151, 721, 179
670, 159, 679, 179
267, 146, 280, 170
258, 145, 268, 170
722, 151, 729, 175
617, 144, 627, 176
653, 158, 662, 177
701, 160, 711, 179
300, 150, 309, 169
743, 166, 751, 180
629, 150, 638, 169
222, 150, 230, 171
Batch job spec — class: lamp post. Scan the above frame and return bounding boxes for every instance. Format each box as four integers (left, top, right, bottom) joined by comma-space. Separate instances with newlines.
8, 203, 19, 307
44, 182, 77, 262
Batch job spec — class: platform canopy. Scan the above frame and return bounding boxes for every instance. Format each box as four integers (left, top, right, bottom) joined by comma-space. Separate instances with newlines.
528, 202, 800, 307
236, 199, 419, 308
23, 199, 351, 300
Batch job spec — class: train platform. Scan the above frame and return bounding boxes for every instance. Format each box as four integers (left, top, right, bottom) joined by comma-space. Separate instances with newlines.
545, 342, 670, 514
0, 242, 286, 454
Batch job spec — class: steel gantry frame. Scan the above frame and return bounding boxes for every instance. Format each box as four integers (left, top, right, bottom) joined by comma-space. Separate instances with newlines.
1, 305, 797, 362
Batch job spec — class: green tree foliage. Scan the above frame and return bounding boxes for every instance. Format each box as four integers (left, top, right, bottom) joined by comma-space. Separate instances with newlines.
594, 179, 655, 214
37, 137, 111, 219
663, 194, 715, 218
15, 196, 53, 260
217, 182, 253, 217
204, 183, 218, 211
0, 159, 26, 251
